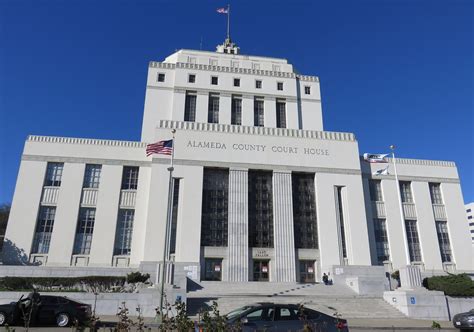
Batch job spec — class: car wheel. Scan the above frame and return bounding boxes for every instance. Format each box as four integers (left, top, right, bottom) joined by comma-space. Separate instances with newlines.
56, 313, 70, 327
0, 312, 6, 326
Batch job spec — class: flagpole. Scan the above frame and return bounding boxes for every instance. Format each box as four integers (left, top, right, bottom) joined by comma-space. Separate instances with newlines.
227, 4, 231, 41
159, 129, 176, 319
390, 145, 411, 265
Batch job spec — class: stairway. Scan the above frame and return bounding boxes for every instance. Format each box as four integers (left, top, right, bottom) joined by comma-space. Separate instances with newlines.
186, 281, 406, 319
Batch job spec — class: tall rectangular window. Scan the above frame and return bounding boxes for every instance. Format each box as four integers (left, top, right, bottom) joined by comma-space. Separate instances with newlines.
255, 80, 262, 89
369, 180, 383, 201
435, 220, 452, 262
114, 209, 134, 255
292, 173, 318, 249
254, 97, 264, 127
201, 169, 229, 247
83, 164, 102, 188
276, 99, 286, 128
169, 178, 180, 255
184, 91, 197, 122
405, 220, 422, 262
121, 166, 139, 190
304, 86, 311, 95
208, 93, 220, 123
157, 73, 165, 82
399, 181, 413, 203
373, 218, 390, 264
73, 208, 96, 255
429, 183, 443, 204
32, 206, 56, 254
335, 187, 347, 259
44, 162, 64, 187
231, 95, 242, 125
248, 170, 273, 247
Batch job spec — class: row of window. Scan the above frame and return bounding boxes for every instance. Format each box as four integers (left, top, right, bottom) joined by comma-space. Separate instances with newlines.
44, 163, 140, 190
157, 72, 312, 95
369, 180, 444, 205
184, 92, 287, 128
185, 57, 282, 72
32, 206, 135, 256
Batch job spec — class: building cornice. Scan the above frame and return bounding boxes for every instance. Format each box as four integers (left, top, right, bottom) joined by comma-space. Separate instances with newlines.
26, 135, 147, 148
157, 120, 357, 142
362, 173, 460, 184
149, 61, 319, 82
22, 154, 151, 167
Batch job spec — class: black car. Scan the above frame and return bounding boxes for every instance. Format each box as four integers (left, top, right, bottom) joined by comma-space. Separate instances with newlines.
453, 309, 474, 332
0, 294, 91, 327
224, 303, 349, 332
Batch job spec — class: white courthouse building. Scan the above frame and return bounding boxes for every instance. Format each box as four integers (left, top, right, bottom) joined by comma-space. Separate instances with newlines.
4, 39, 473, 283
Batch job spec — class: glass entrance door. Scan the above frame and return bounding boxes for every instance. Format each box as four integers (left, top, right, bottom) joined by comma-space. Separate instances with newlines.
253, 260, 270, 281
204, 258, 222, 281
299, 260, 315, 283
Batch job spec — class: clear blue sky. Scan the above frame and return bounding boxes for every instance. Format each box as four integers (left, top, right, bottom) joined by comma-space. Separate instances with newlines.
0, 0, 473, 204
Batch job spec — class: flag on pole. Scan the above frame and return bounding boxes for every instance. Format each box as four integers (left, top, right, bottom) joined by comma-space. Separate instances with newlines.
373, 166, 390, 176
363, 153, 388, 163
146, 139, 173, 156
217, 7, 228, 14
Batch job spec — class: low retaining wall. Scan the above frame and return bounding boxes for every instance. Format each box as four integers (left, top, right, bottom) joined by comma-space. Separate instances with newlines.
0, 265, 134, 277
446, 297, 474, 319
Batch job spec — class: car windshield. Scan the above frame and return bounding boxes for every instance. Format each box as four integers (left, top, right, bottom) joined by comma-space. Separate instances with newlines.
226, 306, 255, 320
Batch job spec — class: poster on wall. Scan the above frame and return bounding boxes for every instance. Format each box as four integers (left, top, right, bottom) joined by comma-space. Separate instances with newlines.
262, 266, 268, 273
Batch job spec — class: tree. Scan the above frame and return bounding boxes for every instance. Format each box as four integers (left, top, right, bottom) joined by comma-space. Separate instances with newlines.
0, 204, 11, 252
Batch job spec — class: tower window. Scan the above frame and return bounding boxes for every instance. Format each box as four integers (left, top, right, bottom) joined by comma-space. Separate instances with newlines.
208, 93, 220, 124
254, 97, 264, 127
234, 78, 240, 87
276, 99, 286, 128
188, 74, 196, 83
157, 73, 165, 82
255, 80, 262, 89
211, 76, 218, 85
184, 91, 197, 122
304, 86, 311, 95
277, 82, 283, 91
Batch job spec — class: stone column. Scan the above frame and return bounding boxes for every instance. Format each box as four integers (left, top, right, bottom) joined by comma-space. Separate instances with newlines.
227, 168, 249, 282
273, 171, 297, 282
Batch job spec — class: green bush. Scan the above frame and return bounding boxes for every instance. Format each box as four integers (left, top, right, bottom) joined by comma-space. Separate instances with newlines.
423, 273, 474, 297
0, 276, 126, 293
126, 271, 150, 284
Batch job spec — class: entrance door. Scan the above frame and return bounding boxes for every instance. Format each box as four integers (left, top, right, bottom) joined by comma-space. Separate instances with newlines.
299, 260, 315, 283
253, 260, 270, 281
204, 258, 222, 281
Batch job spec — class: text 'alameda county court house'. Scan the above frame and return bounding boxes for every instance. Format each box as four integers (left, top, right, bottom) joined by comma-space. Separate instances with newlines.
3, 36, 473, 286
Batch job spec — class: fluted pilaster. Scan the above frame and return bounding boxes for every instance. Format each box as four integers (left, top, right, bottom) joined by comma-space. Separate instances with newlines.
273, 171, 296, 282
227, 169, 249, 281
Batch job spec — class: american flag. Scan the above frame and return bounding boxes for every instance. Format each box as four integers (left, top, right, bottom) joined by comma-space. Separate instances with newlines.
146, 139, 173, 156
216, 7, 228, 14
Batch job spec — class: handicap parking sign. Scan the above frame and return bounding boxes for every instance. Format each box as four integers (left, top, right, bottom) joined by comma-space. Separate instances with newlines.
410, 297, 416, 304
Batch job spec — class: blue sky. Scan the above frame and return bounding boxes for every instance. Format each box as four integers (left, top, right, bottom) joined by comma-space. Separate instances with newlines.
0, 0, 473, 204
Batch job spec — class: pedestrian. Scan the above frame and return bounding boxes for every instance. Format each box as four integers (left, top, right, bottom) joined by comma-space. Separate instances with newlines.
322, 273, 329, 285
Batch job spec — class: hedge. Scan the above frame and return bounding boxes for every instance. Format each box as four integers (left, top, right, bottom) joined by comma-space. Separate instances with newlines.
0, 276, 126, 293
423, 273, 474, 297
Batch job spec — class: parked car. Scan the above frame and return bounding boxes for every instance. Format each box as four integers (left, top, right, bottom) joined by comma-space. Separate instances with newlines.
0, 293, 91, 327
453, 309, 474, 332
223, 302, 349, 332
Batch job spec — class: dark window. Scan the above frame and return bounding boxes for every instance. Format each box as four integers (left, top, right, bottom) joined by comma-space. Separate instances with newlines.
211, 76, 218, 85
467, 208, 472, 213
429, 183, 443, 205
399, 182, 413, 203
184, 92, 197, 122
277, 82, 283, 91
114, 209, 134, 255
369, 180, 383, 201
32, 206, 56, 254
204, 258, 222, 281
435, 220, 452, 262
254, 97, 264, 127
231, 96, 242, 125
373, 218, 390, 264
276, 307, 298, 321
304, 86, 311, 95
234, 78, 240, 87
276, 100, 286, 128
201, 169, 229, 247
73, 208, 96, 255
405, 220, 422, 262
83, 164, 102, 188
157, 73, 165, 82
249, 170, 273, 247
44, 162, 64, 187
208, 93, 220, 123
188, 74, 196, 83
255, 80, 262, 89
469, 216, 473, 220
292, 173, 318, 249
169, 178, 180, 255
335, 186, 347, 259
121, 166, 139, 190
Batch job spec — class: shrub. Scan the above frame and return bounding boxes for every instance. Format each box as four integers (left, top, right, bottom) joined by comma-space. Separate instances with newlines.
126, 272, 150, 284
423, 273, 474, 297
